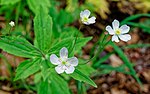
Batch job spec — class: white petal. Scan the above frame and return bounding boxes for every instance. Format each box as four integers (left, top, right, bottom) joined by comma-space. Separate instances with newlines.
83, 21, 90, 25
9, 21, 15, 27
118, 34, 131, 42
87, 16, 96, 24
112, 19, 119, 30
112, 35, 119, 42
105, 25, 115, 35
67, 57, 78, 66
80, 9, 90, 18
60, 47, 68, 60
50, 54, 60, 65
65, 66, 75, 74
120, 25, 130, 34
55, 65, 65, 74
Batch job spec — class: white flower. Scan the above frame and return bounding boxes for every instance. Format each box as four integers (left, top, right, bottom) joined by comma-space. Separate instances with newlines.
9, 21, 15, 27
80, 9, 96, 25
50, 47, 78, 74
106, 19, 131, 42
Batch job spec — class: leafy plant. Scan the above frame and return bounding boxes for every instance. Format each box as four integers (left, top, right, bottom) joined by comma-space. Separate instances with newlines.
0, 6, 97, 94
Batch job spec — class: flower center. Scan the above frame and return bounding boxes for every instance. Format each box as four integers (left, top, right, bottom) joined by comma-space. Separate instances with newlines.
62, 61, 67, 65
83, 17, 88, 22
115, 29, 121, 35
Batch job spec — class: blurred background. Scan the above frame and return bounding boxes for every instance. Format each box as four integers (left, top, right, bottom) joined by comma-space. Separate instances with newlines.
0, 0, 150, 94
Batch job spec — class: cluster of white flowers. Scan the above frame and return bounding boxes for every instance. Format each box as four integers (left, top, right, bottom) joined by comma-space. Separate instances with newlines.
50, 9, 131, 74
80, 9, 131, 43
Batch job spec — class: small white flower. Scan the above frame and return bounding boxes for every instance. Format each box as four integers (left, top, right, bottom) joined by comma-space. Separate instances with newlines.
50, 47, 78, 74
9, 21, 15, 27
80, 9, 96, 25
106, 19, 131, 42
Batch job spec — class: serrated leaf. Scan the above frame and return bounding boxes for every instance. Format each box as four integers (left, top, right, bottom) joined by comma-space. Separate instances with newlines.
77, 64, 96, 76
14, 58, 41, 81
1, 0, 20, 5
38, 79, 51, 94
56, 9, 74, 26
0, 36, 40, 58
75, 37, 92, 53
38, 72, 70, 94
69, 69, 97, 88
34, 7, 53, 52
48, 37, 92, 56
27, 0, 50, 14
49, 72, 70, 94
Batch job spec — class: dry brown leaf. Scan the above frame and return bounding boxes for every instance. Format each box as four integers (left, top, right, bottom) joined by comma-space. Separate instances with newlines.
111, 87, 127, 94
109, 54, 123, 67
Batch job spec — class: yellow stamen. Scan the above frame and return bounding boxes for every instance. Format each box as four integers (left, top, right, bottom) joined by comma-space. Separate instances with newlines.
115, 29, 121, 35
83, 17, 88, 22
62, 61, 66, 65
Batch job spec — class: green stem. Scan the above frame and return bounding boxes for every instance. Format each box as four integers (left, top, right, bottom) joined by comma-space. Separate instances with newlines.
70, 25, 83, 54
8, 27, 12, 35
81, 35, 110, 65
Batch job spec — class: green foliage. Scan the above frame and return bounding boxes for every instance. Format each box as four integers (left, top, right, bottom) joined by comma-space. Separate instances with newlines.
56, 9, 74, 26
38, 71, 70, 94
27, 0, 50, 14
14, 59, 41, 81
0, 0, 20, 5
93, 52, 114, 68
48, 37, 92, 56
77, 64, 96, 76
38, 79, 51, 94
121, 14, 150, 25
0, 4, 96, 93
34, 7, 53, 52
110, 42, 142, 85
1, 0, 146, 93
70, 69, 97, 88
0, 36, 40, 58
123, 43, 150, 49
49, 72, 70, 94
121, 13, 150, 34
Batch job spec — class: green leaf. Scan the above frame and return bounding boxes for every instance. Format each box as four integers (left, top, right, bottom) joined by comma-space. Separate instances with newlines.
1, 0, 20, 5
48, 37, 92, 56
99, 64, 131, 75
121, 14, 150, 25
49, 72, 70, 94
48, 37, 73, 55
40, 60, 52, 81
14, 58, 41, 81
77, 64, 96, 76
56, 9, 74, 26
34, 72, 42, 84
70, 69, 97, 87
38, 79, 51, 94
34, 7, 53, 52
38, 72, 70, 94
93, 52, 114, 68
0, 36, 40, 58
110, 42, 142, 85
27, 0, 50, 14
123, 43, 150, 49
75, 37, 92, 53
126, 22, 150, 33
